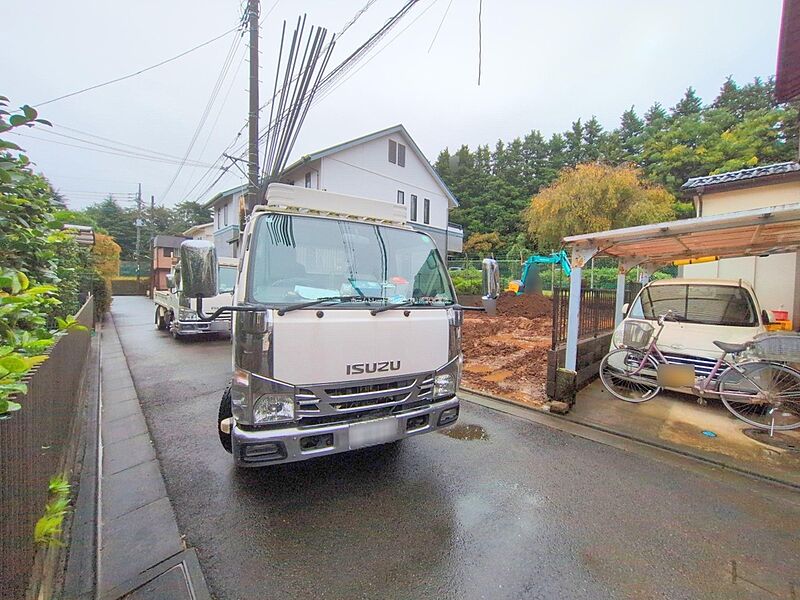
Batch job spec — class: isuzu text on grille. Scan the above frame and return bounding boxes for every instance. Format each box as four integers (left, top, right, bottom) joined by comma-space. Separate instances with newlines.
346, 361, 401, 375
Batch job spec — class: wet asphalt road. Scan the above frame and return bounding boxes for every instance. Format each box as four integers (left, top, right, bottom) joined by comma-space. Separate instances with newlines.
111, 297, 800, 600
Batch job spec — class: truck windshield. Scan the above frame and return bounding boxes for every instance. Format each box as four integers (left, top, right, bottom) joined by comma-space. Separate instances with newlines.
218, 266, 237, 294
630, 284, 758, 326
248, 214, 454, 306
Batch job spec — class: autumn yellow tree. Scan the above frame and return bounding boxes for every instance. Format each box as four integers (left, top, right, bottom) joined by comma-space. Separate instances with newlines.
91, 233, 121, 279
524, 163, 675, 249
463, 231, 502, 256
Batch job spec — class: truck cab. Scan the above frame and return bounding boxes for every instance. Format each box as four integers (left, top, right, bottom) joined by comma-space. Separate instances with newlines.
180, 184, 498, 467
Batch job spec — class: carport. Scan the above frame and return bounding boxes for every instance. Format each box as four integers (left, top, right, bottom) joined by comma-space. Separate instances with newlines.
560, 202, 800, 372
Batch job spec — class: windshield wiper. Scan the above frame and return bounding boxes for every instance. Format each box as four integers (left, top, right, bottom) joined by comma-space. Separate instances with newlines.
277, 296, 382, 316
370, 300, 414, 315
370, 298, 454, 315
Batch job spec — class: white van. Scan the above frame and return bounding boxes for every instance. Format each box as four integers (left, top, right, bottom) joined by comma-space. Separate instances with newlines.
612, 279, 769, 380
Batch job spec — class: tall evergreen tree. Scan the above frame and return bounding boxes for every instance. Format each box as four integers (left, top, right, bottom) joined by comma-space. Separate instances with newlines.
564, 119, 584, 165
671, 87, 703, 117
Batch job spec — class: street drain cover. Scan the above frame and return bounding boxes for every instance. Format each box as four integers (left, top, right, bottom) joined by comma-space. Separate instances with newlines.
742, 428, 800, 452
441, 424, 488, 441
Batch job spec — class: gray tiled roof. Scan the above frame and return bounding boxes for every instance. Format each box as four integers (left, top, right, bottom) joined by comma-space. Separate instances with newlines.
682, 161, 800, 190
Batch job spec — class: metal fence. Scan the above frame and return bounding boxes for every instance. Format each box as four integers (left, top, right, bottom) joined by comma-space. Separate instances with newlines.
0, 297, 94, 599
551, 284, 642, 349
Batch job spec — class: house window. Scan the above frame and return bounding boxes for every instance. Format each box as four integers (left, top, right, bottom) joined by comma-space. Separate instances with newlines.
423, 198, 430, 224
410, 195, 418, 221
216, 207, 222, 228
397, 143, 406, 167
397, 190, 405, 205
163, 248, 173, 258
223, 203, 228, 227
305, 172, 312, 188
388, 139, 397, 164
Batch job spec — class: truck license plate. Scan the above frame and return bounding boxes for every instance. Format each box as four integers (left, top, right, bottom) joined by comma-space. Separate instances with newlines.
349, 418, 398, 450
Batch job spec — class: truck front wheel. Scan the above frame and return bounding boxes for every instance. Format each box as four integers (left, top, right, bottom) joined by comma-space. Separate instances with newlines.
218, 386, 233, 453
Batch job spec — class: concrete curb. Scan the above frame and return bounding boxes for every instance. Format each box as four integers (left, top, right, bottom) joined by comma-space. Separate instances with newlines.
96, 313, 212, 599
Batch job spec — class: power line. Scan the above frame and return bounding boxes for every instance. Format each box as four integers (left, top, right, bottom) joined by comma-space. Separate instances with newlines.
38, 127, 207, 164
11, 132, 220, 168
160, 30, 244, 201
311, 0, 439, 109
428, 0, 453, 53
35, 25, 243, 107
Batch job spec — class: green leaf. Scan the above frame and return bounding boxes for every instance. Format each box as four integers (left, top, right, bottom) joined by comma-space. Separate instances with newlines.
0, 399, 22, 414
16, 271, 29, 290
0, 382, 28, 395
35, 118, 53, 127
0, 355, 28, 373
21, 105, 38, 120
9, 114, 27, 126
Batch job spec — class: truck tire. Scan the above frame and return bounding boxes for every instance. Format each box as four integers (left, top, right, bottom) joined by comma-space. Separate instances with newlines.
218, 386, 233, 453
155, 308, 167, 331
167, 312, 181, 340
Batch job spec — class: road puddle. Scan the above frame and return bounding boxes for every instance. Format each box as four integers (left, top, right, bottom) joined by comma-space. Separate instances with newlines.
441, 424, 488, 441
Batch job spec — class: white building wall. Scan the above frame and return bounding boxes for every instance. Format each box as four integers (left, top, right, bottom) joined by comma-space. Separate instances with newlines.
684, 181, 800, 326
317, 134, 450, 230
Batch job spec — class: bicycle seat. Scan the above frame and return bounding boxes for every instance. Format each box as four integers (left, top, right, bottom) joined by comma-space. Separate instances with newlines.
713, 340, 750, 354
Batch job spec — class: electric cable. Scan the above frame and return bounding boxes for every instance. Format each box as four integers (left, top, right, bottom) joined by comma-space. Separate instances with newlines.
34, 25, 243, 107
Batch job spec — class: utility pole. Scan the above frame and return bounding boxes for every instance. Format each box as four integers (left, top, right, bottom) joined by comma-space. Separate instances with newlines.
245, 0, 260, 225
134, 183, 143, 286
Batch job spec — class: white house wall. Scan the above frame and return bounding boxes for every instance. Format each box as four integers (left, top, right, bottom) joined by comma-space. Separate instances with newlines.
318, 133, 449, 230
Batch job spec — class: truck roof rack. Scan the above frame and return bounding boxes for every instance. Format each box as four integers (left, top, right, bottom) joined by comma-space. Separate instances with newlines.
256, 183, 408, 227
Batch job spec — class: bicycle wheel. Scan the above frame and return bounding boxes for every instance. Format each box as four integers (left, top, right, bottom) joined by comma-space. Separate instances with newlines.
599, 348, 661, 403
718, 362, 800, 430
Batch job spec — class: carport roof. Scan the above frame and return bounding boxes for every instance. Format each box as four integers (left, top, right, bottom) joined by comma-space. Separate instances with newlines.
561, 202, 800, 266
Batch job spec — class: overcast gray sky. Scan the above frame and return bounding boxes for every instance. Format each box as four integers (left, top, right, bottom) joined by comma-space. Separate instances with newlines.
4, 0, 784, 210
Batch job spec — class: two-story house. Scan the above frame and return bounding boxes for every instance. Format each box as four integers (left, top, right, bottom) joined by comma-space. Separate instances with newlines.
203, 124, 462, 258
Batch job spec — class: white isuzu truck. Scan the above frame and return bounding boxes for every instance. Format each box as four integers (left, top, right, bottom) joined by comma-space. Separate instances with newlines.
179, 184, 498, 467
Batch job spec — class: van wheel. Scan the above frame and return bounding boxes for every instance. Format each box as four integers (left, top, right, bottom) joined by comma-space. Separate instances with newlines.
218, 386, 233, 453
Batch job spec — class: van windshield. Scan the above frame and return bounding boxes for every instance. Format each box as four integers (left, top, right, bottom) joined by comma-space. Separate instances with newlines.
630, 284, 758, 326
248, 214, 454, 306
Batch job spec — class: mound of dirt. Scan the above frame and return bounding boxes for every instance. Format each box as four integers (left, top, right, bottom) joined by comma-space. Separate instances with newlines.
495, 291, 552, 318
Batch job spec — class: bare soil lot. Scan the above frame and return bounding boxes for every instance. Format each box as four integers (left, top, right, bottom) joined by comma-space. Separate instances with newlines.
461, 293, 553, 407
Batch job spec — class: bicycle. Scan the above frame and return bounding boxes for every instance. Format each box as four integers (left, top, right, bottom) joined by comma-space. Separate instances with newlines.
599, 311, 800, 431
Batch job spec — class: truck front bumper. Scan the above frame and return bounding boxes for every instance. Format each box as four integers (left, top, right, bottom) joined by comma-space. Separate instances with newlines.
173, 319, 231, 336
231, 396, 460, 467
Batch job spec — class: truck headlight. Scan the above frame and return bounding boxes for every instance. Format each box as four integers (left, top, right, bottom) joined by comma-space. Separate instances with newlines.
434, 373, 456, 399
253, 393, 295, 424
179, 307, 198, 320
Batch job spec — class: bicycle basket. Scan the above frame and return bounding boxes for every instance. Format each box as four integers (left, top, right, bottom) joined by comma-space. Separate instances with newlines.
751, 332, 800, 362
622, 320, 654, 350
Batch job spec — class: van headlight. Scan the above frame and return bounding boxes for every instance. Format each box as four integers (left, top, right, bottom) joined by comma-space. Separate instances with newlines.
612, 325, 623, 349
253, 393, 295, 423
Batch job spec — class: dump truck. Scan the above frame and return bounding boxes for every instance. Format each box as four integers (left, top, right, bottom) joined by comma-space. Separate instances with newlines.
153, 257, 238, 339
178, 184, 499, 467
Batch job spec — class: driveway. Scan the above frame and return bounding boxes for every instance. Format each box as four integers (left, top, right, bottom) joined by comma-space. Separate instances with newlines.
112, 296, 800, 599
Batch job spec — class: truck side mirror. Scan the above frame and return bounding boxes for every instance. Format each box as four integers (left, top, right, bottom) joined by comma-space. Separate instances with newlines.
165, 273, 175, 290
622, 302, 629, 316
762, 309, 772, 325
180, 240, 218, 298
481, 258, 500, 316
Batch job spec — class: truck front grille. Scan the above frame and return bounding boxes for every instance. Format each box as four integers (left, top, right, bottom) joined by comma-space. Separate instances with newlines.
295, 373, 435, 428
